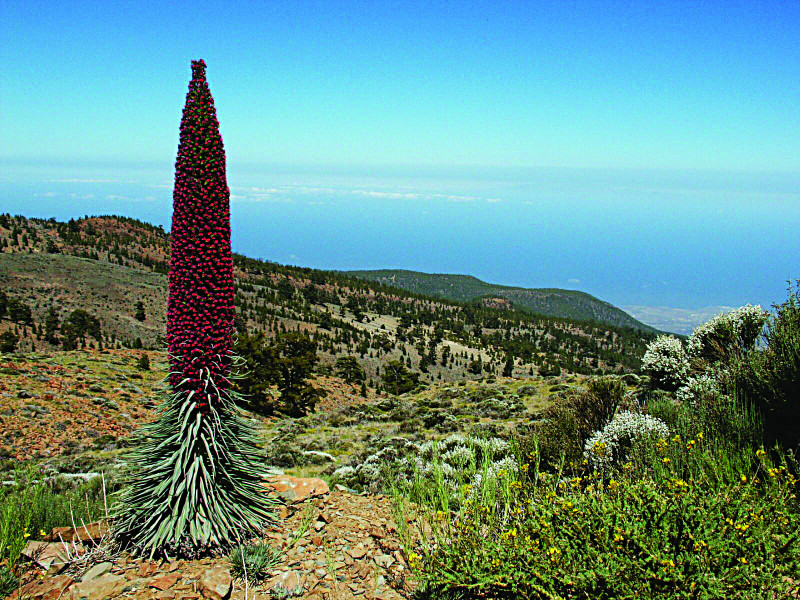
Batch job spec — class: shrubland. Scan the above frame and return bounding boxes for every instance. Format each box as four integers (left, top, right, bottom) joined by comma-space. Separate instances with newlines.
388, 286, 800, 599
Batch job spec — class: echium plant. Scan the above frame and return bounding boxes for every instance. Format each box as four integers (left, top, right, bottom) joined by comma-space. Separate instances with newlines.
115, 60, 277, 557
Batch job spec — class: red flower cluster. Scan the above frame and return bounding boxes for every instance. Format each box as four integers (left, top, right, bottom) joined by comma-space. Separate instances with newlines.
167, 59, 234, 409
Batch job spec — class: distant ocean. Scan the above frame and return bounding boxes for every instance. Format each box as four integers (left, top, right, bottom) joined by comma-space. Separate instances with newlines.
2, 161, 798, 334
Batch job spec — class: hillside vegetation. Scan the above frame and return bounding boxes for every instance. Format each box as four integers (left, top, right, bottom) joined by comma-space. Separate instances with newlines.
0, 214, 655, 387
347, 269, 657, 333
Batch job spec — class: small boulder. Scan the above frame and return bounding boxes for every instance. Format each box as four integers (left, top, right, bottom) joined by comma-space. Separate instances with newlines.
47, 520, 109, 543
374, 553, 394, 568
264, 475, 329, 504
199, 566, 232, 600
21, 540, 79, 571
149, 572, 181, 591
265, 571, 303, 595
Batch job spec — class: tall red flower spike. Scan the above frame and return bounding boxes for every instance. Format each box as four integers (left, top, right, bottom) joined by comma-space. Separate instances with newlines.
167, 58, 234, 404
116, 61, 277, 558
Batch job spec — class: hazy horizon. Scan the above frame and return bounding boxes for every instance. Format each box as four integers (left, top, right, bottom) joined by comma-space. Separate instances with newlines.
2, 159, 797, 335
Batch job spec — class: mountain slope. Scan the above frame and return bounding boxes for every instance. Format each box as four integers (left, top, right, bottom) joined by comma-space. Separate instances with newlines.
0, 214, 655, 383
346, 269, 657, 333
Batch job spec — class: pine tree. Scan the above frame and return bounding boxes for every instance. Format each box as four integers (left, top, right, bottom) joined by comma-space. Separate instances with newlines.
134, 300, 146, 322
503, 352, 514, 377
116, 60, 277, 557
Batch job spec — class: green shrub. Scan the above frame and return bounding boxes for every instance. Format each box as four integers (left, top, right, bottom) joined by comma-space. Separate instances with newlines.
228, 543, 282, 582
0, 470, 110, 572
529, 381, 623, 470
0, 566, 18, 597
403, 437, 800, 600
228, 507, 312, 584
730, 281, 800, 449
136, 353, 150, 371
587, 376, 626, 406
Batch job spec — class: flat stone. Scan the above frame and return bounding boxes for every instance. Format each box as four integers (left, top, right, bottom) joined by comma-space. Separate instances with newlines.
10, 575, 73, 600
198, 566, 232, 600
265, 570, 303, 594
21, 540, 81, 570
150, 572, 181, 591
81, 561, 113, 581
334, 483, 360, 494
264, 475, 329, 503
374, 553, 394, 568
69, 573, 126, 599
47, 520, 109, 543
138, 561, 159, 577
348, 545, 367, 559
354, 564, 372, 580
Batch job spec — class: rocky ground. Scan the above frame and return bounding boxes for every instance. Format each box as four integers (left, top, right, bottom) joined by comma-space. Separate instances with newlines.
0, 350, 163, 463
0, 349, 383, 465
12, 476, 420, 600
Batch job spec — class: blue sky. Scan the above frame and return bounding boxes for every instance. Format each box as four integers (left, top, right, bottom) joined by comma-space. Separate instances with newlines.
1, 1, 799, 332
2, 1, 798, 170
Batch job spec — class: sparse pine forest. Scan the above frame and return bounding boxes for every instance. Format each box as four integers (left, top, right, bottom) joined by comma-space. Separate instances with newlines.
0, 61, 797, 600
0, 212, 653, 395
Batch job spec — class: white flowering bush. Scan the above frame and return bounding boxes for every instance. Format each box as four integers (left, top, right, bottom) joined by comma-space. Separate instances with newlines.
584, 411, 670, 471
642, 335, 689, 391
469, 456, 520, 495
675, 373, 724, 405
332, 433, 513, 495
687, 304, 768, 363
